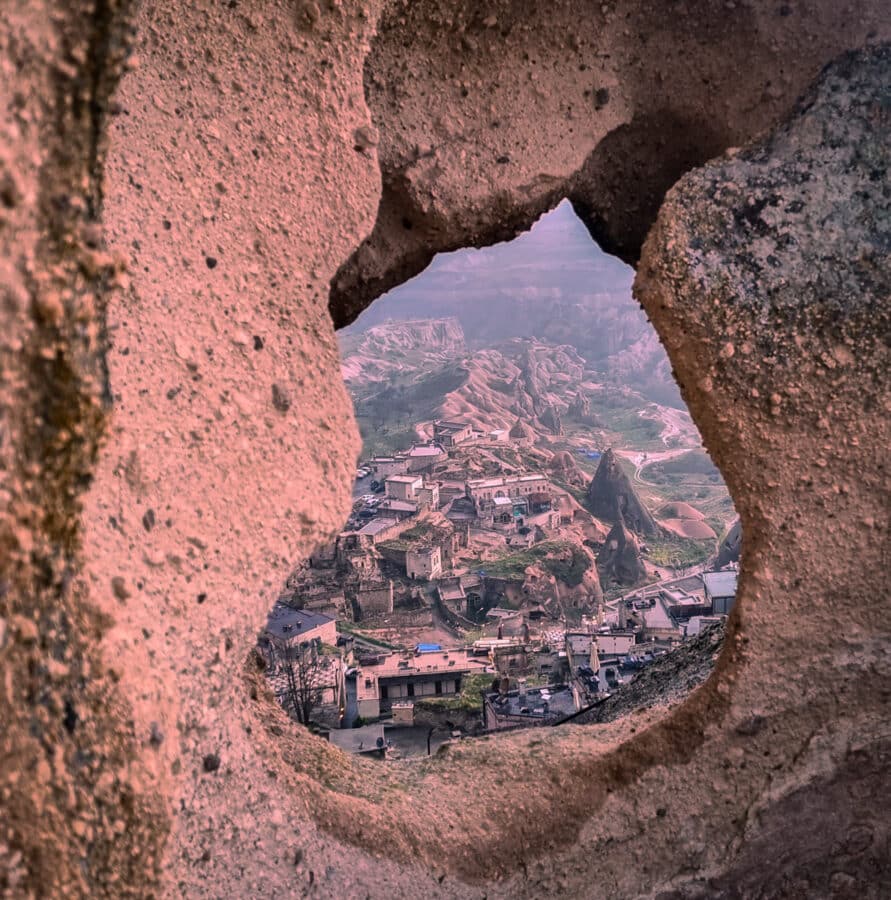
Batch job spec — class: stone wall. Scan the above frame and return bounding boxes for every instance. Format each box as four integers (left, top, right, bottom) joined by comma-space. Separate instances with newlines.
1, 2, 889, 898
355, 580, 394, 617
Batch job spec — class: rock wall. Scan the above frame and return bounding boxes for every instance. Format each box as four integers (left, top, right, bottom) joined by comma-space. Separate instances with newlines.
1, 2, 889, 898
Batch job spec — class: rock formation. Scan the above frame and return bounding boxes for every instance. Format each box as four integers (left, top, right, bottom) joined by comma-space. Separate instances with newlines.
587, 448, 659, 536
567, 391, 598, 425
716, 518, 743, 567
509, 418, 534, 445
656, 502, 717, 541
548, 450, 588, 488
597, 520, 647, 586
538, 403, 563, 436
2, 0, 889, 895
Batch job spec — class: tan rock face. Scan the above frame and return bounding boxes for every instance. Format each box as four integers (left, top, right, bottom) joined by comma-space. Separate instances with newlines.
1, 2, 889, 898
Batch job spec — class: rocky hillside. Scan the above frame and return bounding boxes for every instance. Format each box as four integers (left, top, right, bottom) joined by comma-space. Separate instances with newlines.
565, 621, 726, 725
344, 326, 611, 442
341, 201, 685, 408
716, 518, 743, 566
597, 520, 647, 586
339, 317, 466, 382
586, 449, 659, 536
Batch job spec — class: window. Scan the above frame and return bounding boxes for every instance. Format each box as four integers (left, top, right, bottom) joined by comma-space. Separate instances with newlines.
407, 683, 415, 697
380, 685, 389, 700
435, 681, 442, 695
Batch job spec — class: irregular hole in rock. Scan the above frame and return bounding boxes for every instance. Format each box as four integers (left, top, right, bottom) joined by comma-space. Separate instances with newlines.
256, 200, 740, 769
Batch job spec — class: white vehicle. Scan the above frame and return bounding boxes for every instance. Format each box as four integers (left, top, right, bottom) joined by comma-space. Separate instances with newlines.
360, 494, 376, 503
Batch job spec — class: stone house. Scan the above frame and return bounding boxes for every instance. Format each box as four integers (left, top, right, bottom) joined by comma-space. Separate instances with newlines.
415, 482, 440, 511
385, 474, 423, 501
406, 545, 442, 580
263, 604, 337, 648
405, 443, 447, 473
433, 420, 474, 447
354, 579, 394, 616
466, 473, 549, 510
368, 455, 410, 478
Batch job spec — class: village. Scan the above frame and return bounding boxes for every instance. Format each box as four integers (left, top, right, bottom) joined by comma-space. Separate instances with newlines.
257, 418, 739, 759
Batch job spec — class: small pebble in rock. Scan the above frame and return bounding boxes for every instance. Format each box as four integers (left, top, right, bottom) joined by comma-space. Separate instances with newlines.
202, 753, 221, 773
111, 576, 131, 601
353, 125, 379, 152
271, 383, 291, 412
205, 256, 218, 269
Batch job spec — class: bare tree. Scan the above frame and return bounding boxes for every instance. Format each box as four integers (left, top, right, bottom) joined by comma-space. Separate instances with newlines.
270, 637, 326, 727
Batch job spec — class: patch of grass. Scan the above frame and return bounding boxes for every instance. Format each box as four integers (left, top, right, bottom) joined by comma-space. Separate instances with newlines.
336, 620, 398, 650
377, 538, 411, 552
644, 449, 721, 483
481, 540, 592, 587
644, 536, 713, 568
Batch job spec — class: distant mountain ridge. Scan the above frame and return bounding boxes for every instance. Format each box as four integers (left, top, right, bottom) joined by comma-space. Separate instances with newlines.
340, 201, 683, 408
339, 317, 466, 382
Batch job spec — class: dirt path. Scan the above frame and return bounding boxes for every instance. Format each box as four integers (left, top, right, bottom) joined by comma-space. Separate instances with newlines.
615, 447, 690, 485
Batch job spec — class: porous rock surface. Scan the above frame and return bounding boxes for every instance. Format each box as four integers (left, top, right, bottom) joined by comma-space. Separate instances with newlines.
1, 3, 889, 899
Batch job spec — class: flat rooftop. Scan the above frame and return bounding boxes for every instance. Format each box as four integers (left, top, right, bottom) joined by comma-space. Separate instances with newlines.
386, 474, 423, 483
408, 444, 445, 456
358, 518, 399, 535
264, 604, 333, 640
366, 649, 488, 679
328, 724, 386, 755
467, 473, 548, 489
702, 570, 739, 598
379, 499, 418, 512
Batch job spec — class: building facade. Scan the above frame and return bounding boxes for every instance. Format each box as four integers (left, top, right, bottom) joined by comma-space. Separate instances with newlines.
703, 570, 738, 615
406, 545, 442, 580
385, 474, 423, 501
368, 456, 410, 478
466, 473, 549, 509
433, 420, 474, 447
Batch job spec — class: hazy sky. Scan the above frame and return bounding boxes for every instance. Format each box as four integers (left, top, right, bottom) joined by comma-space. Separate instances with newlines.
347, 199, 635, 333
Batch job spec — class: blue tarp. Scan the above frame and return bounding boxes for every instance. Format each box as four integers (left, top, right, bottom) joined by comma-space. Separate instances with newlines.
416, 643, 442, 653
